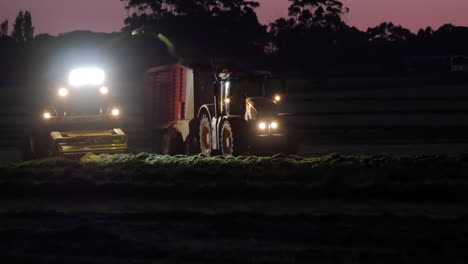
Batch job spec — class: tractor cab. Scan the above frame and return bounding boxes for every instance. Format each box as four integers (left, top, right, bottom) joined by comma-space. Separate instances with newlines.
218, 70, 284, 136
46, 67, 118, 118
218, 71, 280, 118
24, 67, 128, 159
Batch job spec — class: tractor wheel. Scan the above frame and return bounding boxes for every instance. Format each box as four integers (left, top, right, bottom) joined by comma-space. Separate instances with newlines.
184, 119, 200, 155
184, 133, 199, 155
199, 115, 212, 157
220, 121, 234, 157
220, 120, 247, 157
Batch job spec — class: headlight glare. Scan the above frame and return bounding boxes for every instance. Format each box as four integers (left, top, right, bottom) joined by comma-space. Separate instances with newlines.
43, 112, 51, 119
58, 88, 69, 97
270, 122, 278, 129
258, 122, 267, 130
111, 108, 120, 116
69, 68, 105, 87
100, 86, 109, 95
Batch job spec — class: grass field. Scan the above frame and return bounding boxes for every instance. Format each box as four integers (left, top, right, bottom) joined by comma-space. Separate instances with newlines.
2, 154, 468, 263
1, 153, 467, 200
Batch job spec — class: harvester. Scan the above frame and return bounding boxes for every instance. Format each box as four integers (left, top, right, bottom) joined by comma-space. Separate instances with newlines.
23, 67, 128, 159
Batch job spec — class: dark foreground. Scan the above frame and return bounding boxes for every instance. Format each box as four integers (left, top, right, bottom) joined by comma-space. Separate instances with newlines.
2, 153, 468, 263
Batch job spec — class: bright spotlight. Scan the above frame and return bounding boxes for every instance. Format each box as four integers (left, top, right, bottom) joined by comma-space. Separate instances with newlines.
58, 88, 69, 97
270, 122, 278, 129
258, 122, 267, 130
43, 112, 51, 119
111, 108, 120, 116
69, 68, 105, 87
274, 95, 281, 102
100, 86, 109, 95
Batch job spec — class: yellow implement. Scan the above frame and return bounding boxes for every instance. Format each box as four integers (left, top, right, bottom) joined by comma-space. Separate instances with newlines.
50, 129, 128, 157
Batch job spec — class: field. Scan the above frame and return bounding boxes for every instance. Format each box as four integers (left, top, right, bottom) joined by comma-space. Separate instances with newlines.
1, 77, 468, 262
2, 153, 468, 263
2, 153, 468, 199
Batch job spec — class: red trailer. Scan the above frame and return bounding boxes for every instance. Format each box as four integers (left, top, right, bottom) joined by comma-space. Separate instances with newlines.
144, 64, 212, 154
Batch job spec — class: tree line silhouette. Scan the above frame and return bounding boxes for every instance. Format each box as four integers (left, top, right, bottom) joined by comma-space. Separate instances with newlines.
1, 0, 468, 87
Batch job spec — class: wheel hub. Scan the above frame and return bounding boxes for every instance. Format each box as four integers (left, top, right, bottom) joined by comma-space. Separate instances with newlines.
222, 127, 233, 156
202, 127, 210, 150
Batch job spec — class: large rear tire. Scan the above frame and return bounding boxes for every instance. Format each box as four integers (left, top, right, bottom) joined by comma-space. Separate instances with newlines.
199, 115, 212, 157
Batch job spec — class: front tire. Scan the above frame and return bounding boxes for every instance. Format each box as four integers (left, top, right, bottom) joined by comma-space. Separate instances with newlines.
220, 120, 247, 157
220, 121, 234, 157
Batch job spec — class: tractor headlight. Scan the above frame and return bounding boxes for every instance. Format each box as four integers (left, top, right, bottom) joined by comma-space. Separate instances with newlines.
99, 86, 109, 95
43, 112, 51, 119
58, 88, 69, 97
111, 108, 120, 116
274, 94, 281, 102
270, 122, 278, 129
69, 68, 105, 87
258, 122, 267, 130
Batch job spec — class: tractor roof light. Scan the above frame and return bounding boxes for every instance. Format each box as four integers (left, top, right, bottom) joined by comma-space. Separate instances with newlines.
69, 68, 105, 87
58, 88, 69, 97
274, 94, 282, 102
100, 86, 109, 95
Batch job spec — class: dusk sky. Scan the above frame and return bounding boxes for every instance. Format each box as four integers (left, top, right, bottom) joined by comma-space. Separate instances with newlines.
0, 0, 467, 35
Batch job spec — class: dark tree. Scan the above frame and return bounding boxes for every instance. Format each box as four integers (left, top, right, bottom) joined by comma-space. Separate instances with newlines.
0, 20, 8, 37
367, 22, 414, 42
12, 11, 24, 43
430, 24, 468, 55
122, 0, 260, 24
268, 0, 358, 73
417, 26, 434, 40
23, 11, 35, 42
121, 0, 266, 66
11, 11, 35, 43
287, 0, 349, 29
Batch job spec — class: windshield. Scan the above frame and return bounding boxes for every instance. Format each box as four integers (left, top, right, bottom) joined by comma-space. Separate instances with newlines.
230, 78, 265, 98
246, 97, 278, 120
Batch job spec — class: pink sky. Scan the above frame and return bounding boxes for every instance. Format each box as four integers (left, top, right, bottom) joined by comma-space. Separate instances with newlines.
0, 0, 467, 35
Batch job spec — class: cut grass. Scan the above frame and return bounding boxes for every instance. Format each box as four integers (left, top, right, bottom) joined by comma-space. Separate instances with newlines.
1, 153, 468, 200
2, 153, 468, 183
